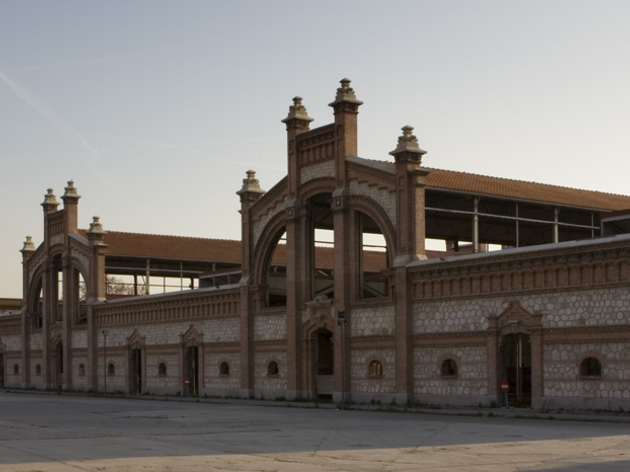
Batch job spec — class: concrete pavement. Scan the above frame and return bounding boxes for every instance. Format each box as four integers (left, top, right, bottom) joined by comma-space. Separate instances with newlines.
1, 391, 629, 471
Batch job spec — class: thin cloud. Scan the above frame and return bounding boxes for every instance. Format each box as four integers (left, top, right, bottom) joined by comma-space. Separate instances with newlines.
9, 53, 144, 72
0, 68, 100, 163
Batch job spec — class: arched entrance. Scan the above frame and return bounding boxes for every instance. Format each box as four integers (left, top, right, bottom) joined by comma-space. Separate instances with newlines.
130, 348, 142, 394
501, 333, 532, 407
185, 346, 199, 396
314, 328, 334, 399
492, 302, 542, 408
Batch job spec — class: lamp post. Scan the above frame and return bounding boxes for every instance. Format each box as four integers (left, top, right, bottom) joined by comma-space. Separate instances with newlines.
337, 310, 347, 410
102, 330, 108, 394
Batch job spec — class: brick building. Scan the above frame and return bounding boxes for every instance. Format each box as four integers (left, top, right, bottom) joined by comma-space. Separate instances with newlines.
2, 79, 630, 410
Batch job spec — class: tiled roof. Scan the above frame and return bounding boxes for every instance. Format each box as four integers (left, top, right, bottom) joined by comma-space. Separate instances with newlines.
78, 230, 242, 262
424, 167, 630, 211
78, 230, 448, 268
375, 160, 630, 211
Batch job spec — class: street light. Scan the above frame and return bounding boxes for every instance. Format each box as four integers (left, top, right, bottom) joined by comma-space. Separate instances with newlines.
102, 330, 108, 394
337, 310, 347, 410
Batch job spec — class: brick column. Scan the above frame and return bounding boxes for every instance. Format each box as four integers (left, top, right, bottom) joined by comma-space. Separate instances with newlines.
87, 216, 107, 390
20, 237, 36, 387
389, 126, 429, 403
236, 171, 265, 398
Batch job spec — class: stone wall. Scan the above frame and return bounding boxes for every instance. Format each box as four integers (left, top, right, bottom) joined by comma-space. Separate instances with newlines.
146, 353, 179, 393
543, 341, 630, 409
352, 305, 395, 337
254, 313, 286, 341
413, 345, 489, 406
350, 348, 396, 401
253, 351, 287, 398
204, 352, 241, 395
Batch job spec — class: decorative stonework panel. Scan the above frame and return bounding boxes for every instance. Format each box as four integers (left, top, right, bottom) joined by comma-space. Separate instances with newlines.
300, 160, 335, 184
72, 357, 88, 386
254, 313, 287, 341
413, 300, 494, 334
348, 179, 396, 226
2, 335, 22, 352
96, 318, 239, 347
30, 332, 42, 351
543, 342, 630, 400
72, 329, 87, 349
252, 196, 289, 247
253, 351, 287, 393
352, 306, 394, 337
205, 352, 241, 390
351, 348, 396, 394
413, 346, 488, 396
146, 354, 180, 389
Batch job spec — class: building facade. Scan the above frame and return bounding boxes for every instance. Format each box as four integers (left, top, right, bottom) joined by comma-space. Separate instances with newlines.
2, 80, 630, 410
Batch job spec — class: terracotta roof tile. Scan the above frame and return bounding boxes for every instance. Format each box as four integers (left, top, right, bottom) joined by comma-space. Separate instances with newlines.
376, 161, 630, 210
78, 230, 242, 262
78, 230, 448, 268
424, 167, 630, 211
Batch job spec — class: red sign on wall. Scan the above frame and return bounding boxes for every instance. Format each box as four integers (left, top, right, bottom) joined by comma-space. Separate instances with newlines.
184, 377, 190, 387
501, 379, 510, 393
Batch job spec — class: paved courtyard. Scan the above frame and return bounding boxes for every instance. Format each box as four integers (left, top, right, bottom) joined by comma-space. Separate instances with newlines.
0, 392, 629, 471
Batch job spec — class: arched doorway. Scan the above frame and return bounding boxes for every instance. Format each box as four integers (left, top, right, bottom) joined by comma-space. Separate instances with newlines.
500, 332, 532, 407
185, 345, 199, 396
314, 328, 334, 399
130, 348, 142, 394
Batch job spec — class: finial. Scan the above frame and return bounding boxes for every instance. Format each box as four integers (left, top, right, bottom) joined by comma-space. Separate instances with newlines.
63, 180, 79, 197
282, 96, 313, 124
389, 125, 427, 160
329, 78, 363, 108
88, 215, 105, 235
21, 235, 36, 252
236, 169, 266, 198
42, 189, 58, 204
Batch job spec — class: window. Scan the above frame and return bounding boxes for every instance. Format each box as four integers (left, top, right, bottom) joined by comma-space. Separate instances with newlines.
368, 360, 383, 379
441, 359, 457, 377
220, 362, 230, 376
158, 363, 167, 376
35, 364, 41, 375
78, 364, 85, 376
581, 357, 601, 377
13, 364, 19, 375
267, 361, 279, 376
108, 363, 115, 376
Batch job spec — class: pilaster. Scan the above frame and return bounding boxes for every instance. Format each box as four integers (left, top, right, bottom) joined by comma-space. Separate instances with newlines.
20, 236, 36, 387
329, 79, 362, 186
236, 171, 266, 397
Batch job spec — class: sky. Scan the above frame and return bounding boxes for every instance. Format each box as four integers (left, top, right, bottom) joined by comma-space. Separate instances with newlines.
1, 1, 629, 298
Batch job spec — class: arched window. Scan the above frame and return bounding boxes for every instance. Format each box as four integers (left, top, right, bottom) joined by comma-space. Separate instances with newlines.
267, 361, 279, 376
13, 364, 19, 375
357, 212, 389, 299
78, 364, 85, 376
581, 357, 601, 377
265, 229, 287, 307
220, 362, 230, 376
35, 364, 41, 375
158, 362, 167, 376
368, 360, 383, 379
441, 359, 457, 377
107, 363, 115, 376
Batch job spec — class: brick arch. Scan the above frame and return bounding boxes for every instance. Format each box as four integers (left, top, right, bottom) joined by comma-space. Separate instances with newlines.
298, 178, 336, 202
347, 195, 397, 267
437, 353, 462, 379
576, 351, 605, 377
252, 211, 287, 287
366, 355, 387, 379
